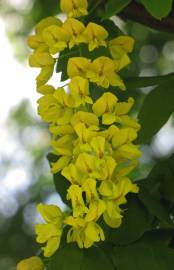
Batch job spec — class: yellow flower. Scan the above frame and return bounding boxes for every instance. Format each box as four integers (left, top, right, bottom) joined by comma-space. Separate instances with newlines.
51, 156, 71, 174
42, 25, 70, 54
65, 216, 105, 248
115, 97, 135, 115
60, 0, 88, 18
37, 84, 55, 95
83, 221, 105, 248
69, 76, 93, 107
63, 18, 85, 48
113, 143, 141, 161
67, 184, 88, 217
36, 64, 55, 87
99, 156, 117, 181
49, 124, 74, 136
109, 36, 134, 59
67, 57, 91, 78
112, 128, 138, 148
93, 92, 118, 118
27, 16, 62, 51
103, 201, 122, 228
85, 199, 106, 222
16, 256, 44, 270
71, 111, 99, 127
51, 134, 74, 156
82, 22, 108, 51
35, 16, 62, 35
75, 152, 101, 179
74, 123, 97, 144
82, 178, 98, 203
35, 204, 63, 257
29, 51, 54, 67
38, 88, 74, 124
87, 56, 125, 89
61, 163, 83, 185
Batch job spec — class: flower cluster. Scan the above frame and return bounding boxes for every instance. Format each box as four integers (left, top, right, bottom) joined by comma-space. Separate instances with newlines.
27, 0, 141, 258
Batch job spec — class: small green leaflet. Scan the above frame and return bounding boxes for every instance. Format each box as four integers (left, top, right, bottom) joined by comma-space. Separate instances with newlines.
104, 0, 132, 19
137, 77, 174, 144
140, 0, 173, 20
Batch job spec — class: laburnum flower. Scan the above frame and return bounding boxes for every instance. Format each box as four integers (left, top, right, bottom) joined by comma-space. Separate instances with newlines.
68, 76, 93, 107
93, 92, 135, 125
29, 51, 55, 87
67, 57, 91, 78
74, 123, 98, 145
87, 57, 126, 89
42, 25, 70, 54
99, 177, 138, 228
51, 134, 75, 156
35, 204, 64, 257
16, 256, 44, 270
82, 22, 108, 51
109, 36, 134, 59
109, 36, 134, 71
37, 84, 55, 95
71, 111, 99, 128
37, 88, 74, 124
67, 184, 88, 217
63, 18, 85, 48
61, 163, 83, 185
65, 216, 105, 248
60, 0, 88, 18
27, 16, 62, 51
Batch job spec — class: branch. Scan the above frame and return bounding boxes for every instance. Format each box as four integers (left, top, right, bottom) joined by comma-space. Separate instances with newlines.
119, 1, 174, 34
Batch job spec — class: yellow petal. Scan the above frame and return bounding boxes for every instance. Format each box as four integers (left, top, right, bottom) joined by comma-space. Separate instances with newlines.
16, 256, 44, 270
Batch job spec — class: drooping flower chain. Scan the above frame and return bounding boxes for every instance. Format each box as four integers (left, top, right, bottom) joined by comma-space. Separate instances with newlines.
28, 0, 141, 258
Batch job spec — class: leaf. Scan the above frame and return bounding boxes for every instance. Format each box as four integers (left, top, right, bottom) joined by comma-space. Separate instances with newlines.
137, 78, 174, 144
82, 246, 115, 270
112, 231, 174, 270
47, 153, 70, 206
140, 0, 173, 20
138, 186, 173, 228
104, 0, 132, 19
125, 73, 174, 90
48, 244, 83, 270
48, 244, 115, 270
108, 195, 153, 245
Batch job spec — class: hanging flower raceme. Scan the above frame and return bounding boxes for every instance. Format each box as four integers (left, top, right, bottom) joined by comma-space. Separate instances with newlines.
22, 0, 142, 265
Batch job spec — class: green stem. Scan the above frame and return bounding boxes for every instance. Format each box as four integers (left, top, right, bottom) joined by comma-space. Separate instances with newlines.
125, 73, 174, 89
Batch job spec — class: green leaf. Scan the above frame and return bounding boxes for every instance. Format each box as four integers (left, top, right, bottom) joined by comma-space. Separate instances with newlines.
48, 244, 115, 270
104, 0, 132, 19
82, 246, 115, 270
138, 186, 173, 228
47, 153, 70, 206
112, 231, 174, 270
140, 0, 173, 20
125, 73, 174, 90
48, 244, 83, 270
108, 195, 153, 245
137, 78, 174, 144
140, 154, 174, 203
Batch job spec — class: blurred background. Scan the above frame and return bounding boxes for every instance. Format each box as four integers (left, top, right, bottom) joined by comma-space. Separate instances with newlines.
0, 0, 174, 269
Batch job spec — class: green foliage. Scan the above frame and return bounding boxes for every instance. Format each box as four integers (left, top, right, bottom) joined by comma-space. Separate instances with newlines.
48, 244, 114, 270
140, 0, 173, 20
137, 77, 174, 144
112, 230, 174, 270
104, 0, 132, 19
108, 195, 153, 245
